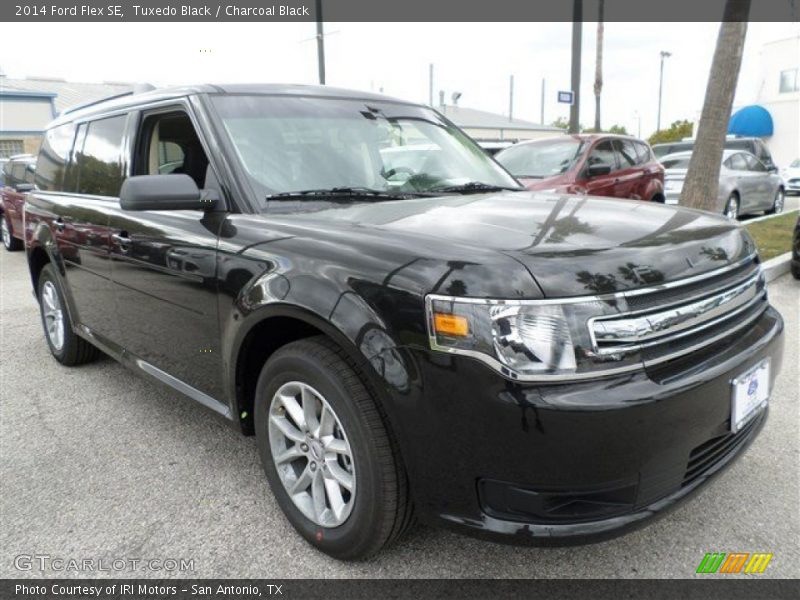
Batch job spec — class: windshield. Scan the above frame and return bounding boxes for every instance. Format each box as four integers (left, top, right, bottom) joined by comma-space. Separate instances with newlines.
495, 138, 584, 178
210, 95, 520, 201
790, 159, 800, 168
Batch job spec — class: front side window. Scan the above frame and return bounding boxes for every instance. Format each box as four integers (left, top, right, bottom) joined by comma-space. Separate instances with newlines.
744, 154, 767, 172
75, 115, 127, 197
587, 140, 617, 170
35, 123, 76, 191
613, 139, 638, 169
634, 142, 652, 165
210, 95, 519, 202
496, 138, 584, 178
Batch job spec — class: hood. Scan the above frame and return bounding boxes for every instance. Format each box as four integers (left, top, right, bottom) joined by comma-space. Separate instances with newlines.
265, 191, 755, 298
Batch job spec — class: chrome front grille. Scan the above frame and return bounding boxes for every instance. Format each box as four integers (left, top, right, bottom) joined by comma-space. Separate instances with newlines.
588, 259, 767, 365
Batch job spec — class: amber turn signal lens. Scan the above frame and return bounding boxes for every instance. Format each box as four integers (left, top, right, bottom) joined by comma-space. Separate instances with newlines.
433, 313, 470, 337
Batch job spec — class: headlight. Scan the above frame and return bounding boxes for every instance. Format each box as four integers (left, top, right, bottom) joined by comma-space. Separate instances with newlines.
426, 294, 642, 381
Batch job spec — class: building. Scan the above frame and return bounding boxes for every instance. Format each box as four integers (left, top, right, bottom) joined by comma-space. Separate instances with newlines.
0, 75, 132, 158
438, 103, 563, 144
746, 35, 799, 168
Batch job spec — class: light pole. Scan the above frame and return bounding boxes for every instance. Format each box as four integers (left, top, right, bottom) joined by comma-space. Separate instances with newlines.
657, 50, 672, 132
316, 0, 325, 84
569, 0, 583, 134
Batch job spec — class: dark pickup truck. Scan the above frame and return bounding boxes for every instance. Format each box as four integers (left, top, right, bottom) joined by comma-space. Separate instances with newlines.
23, 84, 784, 559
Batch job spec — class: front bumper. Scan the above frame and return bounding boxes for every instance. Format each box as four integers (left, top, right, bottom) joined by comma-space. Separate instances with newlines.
394, 305, 783, 545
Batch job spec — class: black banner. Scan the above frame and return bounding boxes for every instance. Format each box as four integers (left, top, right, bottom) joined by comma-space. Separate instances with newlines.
1, 0, 798, 22
2, 579, 800, 600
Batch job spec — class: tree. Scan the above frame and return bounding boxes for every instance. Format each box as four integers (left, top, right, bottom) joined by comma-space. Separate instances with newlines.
582, 124, 628, 134
680, 1, 750, 210
593, 0, 605, 131
648, 119, 694, 145
551, 117, 570, 130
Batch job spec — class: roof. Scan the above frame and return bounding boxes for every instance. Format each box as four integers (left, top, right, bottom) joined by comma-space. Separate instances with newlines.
0, 77, 134, 114
438, 104, 562, 132
660, 149, 743, 161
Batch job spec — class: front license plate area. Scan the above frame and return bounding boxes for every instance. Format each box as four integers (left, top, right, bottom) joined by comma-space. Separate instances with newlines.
731, 359, 770, 433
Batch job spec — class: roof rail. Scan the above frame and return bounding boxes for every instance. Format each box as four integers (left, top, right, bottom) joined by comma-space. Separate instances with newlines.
62, 91, 134, 115
61, 83, 156, 115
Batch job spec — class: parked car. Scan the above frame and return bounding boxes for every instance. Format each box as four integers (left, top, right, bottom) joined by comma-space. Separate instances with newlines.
781, 158, 800, 195
661, 150, 785, 219
653, 137, 777, 172
792, 214, 800, 280
24, 84, 784, 559
1, 154, 36, 251
495, 134, 665, 202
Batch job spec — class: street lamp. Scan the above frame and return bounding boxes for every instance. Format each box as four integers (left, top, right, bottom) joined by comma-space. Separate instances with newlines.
657, 50, 672, 132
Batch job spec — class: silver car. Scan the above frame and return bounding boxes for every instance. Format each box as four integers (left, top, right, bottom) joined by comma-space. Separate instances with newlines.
661, 149, 785, 219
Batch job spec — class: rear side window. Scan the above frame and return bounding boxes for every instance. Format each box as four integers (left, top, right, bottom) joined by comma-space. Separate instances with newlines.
75, 115, 127, 197
634, 142, 652, 165
36, 124, 77, 191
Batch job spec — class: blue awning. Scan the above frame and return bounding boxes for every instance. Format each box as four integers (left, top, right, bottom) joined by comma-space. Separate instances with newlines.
728, 105, 773, 137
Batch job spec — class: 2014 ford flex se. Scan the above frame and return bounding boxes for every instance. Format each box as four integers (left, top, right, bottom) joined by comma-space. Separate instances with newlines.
24, 85, 784, 559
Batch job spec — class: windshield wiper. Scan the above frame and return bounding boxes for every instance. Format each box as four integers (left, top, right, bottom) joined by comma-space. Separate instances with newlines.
428, 181, 523, 194
266, 187, 419, 201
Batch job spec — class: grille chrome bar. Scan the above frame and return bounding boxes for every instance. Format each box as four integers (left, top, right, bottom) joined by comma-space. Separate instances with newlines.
590, 270, 765, 356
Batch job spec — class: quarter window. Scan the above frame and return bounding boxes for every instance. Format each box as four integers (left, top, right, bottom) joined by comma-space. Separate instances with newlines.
75, 115, 127, 197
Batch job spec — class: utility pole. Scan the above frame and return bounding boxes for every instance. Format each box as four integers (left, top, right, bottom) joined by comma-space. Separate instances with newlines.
657, 50, 672, 131
593, 0, 604, 132
509, 75, 514, 122
540, 78, 546, 124
429, 64, 434, 106
569, 0, 583, 133
315, 0, 326, 85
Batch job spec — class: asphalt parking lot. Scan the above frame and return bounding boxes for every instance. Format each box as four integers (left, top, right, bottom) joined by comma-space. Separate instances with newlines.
1, 248, 798, 579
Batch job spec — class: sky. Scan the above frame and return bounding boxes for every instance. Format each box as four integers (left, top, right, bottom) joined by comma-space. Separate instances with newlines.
0, 21, 798, 138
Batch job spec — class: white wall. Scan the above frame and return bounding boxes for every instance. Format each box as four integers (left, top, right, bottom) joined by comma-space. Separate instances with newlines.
0, 98, 53, 132
757, 35, 800, 169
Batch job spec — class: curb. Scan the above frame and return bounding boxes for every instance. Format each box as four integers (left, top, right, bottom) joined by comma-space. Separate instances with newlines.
763, 253, 792, 283
741, 208, 799, 225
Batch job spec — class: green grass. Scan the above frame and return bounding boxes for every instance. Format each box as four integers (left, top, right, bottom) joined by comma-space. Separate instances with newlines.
744, 211, 798, 261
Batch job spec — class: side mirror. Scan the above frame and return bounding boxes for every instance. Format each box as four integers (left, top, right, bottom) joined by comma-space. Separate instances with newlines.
120, 174, 217, 211
587, 163, 612, 178
15, 183, 34, 193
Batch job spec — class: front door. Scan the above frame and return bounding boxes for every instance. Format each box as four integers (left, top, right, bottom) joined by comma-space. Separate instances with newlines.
107, 107, 226, 403
583, 139, 618, 197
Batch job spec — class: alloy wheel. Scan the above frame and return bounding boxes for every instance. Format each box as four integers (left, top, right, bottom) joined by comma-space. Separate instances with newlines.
725, 196, 739, 220
268, 381, 356, 527
41, 281, 65, 351
774, 189, 784, 213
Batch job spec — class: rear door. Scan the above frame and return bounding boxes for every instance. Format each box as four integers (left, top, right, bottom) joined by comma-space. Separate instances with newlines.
742, 153, 773, 209
107, 104, 226, 403
611, 139, 643, 199
53, 116, 126, 346
584, 139, 618, 197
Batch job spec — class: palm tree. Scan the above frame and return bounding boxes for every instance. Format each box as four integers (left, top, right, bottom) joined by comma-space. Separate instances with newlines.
680, 0, 751, 211
593, 0, 605, 132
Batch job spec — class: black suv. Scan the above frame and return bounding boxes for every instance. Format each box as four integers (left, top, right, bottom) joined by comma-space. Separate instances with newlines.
24, 85, 784, 559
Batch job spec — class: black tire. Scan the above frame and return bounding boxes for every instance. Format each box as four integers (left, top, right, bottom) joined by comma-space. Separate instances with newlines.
791, 261, 800, 280
724, 194, 739, 220
2, 215, 23, 251
37, 264, 99, 366
254, 336, 413, 559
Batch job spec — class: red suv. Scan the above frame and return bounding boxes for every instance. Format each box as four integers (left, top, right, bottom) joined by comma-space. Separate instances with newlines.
1, 154, 36, 251
495, 134, 665, 202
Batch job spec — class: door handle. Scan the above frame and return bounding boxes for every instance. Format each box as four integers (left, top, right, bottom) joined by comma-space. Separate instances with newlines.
54, 218, 66, 232
112, 232, 131, 250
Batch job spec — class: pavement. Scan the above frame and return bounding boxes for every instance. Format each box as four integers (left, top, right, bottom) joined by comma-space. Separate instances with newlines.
1, 248, 798, 579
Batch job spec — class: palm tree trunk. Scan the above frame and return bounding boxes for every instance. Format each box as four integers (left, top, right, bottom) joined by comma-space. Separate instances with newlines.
594, 0, 604, 132
680, 0, 751, 210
